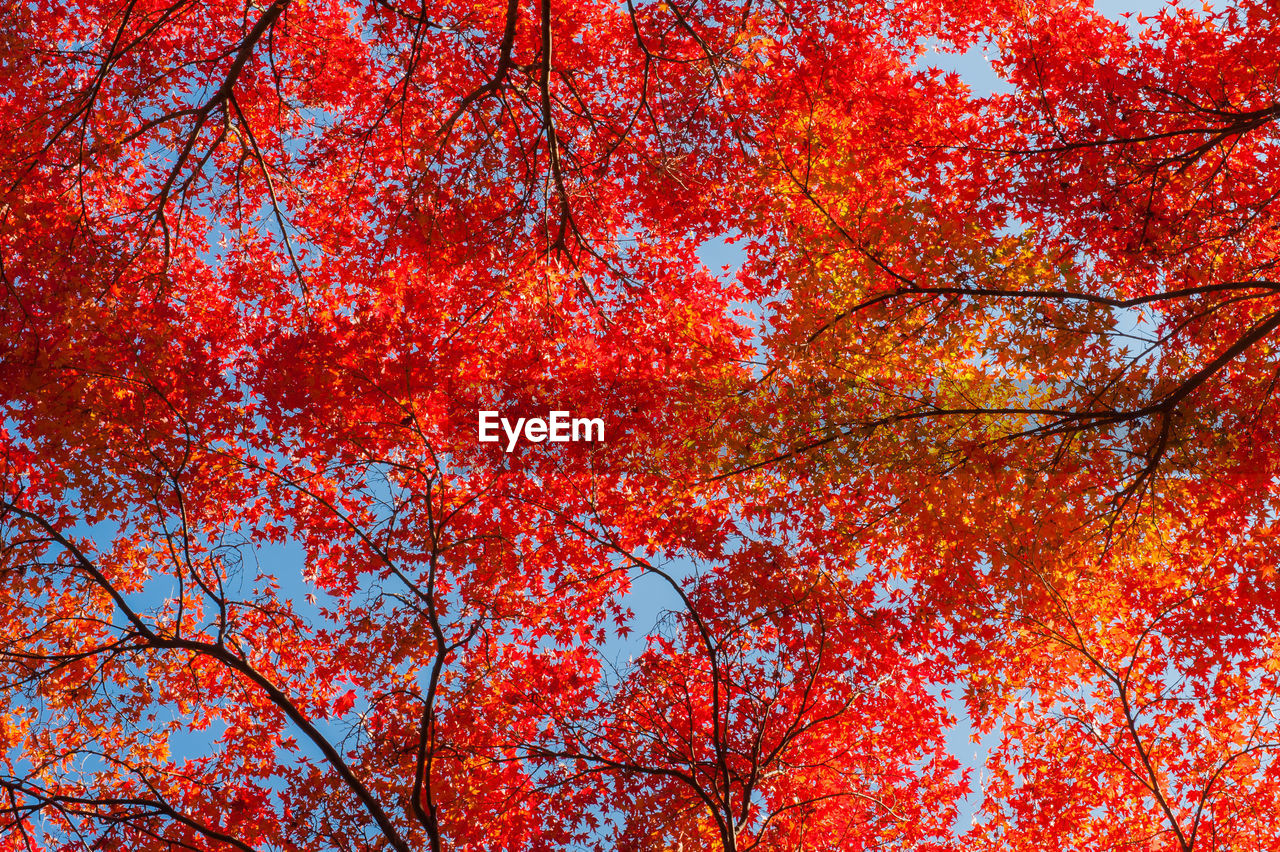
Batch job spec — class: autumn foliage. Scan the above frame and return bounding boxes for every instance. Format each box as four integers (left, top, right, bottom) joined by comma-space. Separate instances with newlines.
2, 0, 1279, 849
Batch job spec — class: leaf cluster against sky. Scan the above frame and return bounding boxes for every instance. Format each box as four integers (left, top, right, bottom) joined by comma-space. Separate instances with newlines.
2, 0, 1280, 849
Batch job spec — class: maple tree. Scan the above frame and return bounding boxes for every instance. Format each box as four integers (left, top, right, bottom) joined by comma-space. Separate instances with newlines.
2, 0, 1279, 850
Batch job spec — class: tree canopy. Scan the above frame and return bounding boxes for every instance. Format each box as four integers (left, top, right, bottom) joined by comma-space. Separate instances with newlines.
2, 0, 1279, 849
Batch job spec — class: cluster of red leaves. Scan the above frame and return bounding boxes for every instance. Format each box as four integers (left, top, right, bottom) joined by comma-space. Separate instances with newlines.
2, 0, 1279, 850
